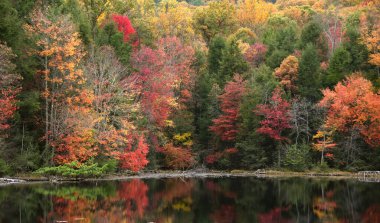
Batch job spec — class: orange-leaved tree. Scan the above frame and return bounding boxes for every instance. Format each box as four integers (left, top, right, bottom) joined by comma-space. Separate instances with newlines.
313, 126, 337, 164
274, 55, 299, 96
26, 9, 95, 164
319, 74, 380, 148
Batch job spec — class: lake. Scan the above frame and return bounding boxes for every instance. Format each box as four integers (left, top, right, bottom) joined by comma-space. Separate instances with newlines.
0, 177, 379, 223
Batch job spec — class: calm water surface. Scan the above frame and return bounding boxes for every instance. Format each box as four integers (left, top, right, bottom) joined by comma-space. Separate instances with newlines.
0, 177, 379, 223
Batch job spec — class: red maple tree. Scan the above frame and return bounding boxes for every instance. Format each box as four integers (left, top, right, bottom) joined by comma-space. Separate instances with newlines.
210, 74, 246, 141
255, 87, 292, 142
130, 37, 194, 128
0, 43, 21, 133
119, 134, 149, 172
112, 14, 138, 46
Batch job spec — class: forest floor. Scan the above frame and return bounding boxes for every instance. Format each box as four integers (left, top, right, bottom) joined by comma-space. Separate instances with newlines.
2, 169, 379, 185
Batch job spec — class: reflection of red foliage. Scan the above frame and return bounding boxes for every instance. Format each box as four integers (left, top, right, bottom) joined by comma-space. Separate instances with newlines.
118, 180, 149, 218
314, 200, 337, 211
326, 190, 335, 199
42, 180, 150, 223
46, 197, 97, 223
362, 204, 380, 223
259, 207, 292, 223
205, 180, 237, 199
210, 205, 236, 223
153, 179, 194, 205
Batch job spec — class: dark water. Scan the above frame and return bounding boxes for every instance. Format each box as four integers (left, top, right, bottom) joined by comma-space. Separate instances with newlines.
0, 177, 379, 223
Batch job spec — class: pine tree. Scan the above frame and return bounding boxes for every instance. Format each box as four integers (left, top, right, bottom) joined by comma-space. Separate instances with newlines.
298, 44, 321, 102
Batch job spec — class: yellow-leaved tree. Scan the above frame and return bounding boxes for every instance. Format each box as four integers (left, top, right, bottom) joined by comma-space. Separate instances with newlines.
25, 8, 95, 164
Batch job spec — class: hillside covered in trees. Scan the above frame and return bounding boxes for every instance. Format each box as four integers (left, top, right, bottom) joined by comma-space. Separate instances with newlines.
0, 0, 379, 176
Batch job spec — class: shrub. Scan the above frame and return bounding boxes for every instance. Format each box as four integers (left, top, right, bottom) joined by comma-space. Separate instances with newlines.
35, 160, 114, 178
284, 144, 311, 171
0, 158, 11, 176
160, 143, 195, 170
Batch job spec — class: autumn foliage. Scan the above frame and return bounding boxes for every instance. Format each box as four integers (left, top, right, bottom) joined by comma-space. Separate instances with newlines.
0, 43, 21, 133
205, 148, 238, 165
119, 134, 149, 172
319, 74, 380, 147
274, 55, 299, 94
3, 0, 380, 174
112, 14, 138, 46
131, 37, 195, 127
159, 143, 195, 170
244, 43, 268, 67
255, 87, 292, 142
210, 74, 246, 141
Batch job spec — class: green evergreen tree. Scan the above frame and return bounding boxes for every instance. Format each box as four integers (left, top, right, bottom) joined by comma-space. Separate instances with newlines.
325, 46, 352, 87
218, 39, 249, 86
208, 36, 226, 75
238, 65, 278, 169
263, 16, 299, 68
298, 44, 321, 102
343, 13, 369, 72
299, 21, 322, 49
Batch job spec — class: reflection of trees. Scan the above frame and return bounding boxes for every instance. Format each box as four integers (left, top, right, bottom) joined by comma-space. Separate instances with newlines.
0, 178, 380, 222
206, 180, 236, 199
37, 180, 149, 223
205, 179, 238, 223
118, 180, 149, 218
153, 178, 194, 206
362, 204, 380, 223
151, 178, 195, 222
258, 207, 292, 223
312, 189, 338, 222
210, 204, 236, 223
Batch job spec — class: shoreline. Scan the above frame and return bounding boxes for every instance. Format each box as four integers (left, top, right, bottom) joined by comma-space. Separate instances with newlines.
1, 169, 378, 185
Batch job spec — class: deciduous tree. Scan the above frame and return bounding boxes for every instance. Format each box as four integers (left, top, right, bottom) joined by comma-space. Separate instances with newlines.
255, 87, 292, 166
313, 126, 336, 164
119, 134, 149, 172
319, 74, 380, 148
26, 9, 95, 164
112, 14, 138, 46
274, 55, 299, 95
236, 0, 276, 30
131, 37, 194, 127
210, 74, 246, 142
0, 43, 21, 133
193, 1, 237, 43
255, 87, 291, 142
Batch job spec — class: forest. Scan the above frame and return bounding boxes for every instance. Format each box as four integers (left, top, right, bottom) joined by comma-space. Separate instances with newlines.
0, 0, 379, 176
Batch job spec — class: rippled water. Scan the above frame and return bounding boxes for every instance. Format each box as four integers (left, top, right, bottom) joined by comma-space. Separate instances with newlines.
0, 177, 379, 222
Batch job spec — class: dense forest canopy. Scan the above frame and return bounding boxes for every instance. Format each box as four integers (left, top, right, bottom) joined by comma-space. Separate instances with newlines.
0, 0, 379, 175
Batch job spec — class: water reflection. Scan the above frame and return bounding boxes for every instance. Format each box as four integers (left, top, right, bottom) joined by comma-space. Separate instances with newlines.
0, 177, 379, 222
